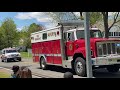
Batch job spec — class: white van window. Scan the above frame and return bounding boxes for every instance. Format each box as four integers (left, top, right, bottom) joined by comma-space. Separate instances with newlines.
42, 33, 47, 40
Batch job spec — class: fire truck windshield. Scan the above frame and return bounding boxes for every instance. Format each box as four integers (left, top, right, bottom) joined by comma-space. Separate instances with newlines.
76, 30, 103, 39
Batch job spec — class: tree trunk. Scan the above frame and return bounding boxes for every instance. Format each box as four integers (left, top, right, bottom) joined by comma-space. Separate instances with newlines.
102, 12, 109, 38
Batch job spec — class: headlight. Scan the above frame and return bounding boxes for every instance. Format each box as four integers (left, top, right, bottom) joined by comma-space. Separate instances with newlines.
17, 54, 21, 57
7, 55, 11, 58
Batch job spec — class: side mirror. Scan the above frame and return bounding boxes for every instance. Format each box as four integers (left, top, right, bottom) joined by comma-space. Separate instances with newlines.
101, 32, 105, 38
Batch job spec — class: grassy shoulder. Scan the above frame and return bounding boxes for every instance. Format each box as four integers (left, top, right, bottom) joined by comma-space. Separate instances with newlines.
20, 52, 32, 59
0, 72, 11, 78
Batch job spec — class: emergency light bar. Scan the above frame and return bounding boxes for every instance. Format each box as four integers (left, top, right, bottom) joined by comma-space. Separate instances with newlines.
58, 20, 84, 30
59, 20, 84, 26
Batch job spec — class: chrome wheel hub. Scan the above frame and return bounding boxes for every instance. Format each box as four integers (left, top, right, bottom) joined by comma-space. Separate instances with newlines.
41, 59, 45, 68
76, 62, 83, 73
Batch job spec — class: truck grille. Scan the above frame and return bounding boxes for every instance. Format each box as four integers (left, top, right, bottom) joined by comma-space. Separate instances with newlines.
11, 54, 17, 57
97, 42, 120, 56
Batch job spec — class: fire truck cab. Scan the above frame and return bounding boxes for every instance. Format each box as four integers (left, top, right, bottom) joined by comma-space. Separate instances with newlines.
31, 24, 120, 77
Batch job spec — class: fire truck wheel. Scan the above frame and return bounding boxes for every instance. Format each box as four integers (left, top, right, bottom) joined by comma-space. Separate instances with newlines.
40, 57, 47, 70
107, 65, 119, 73
74, 57, 86, 77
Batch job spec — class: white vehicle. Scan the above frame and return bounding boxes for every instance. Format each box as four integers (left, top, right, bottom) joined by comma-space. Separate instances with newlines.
1, 48, 21, 62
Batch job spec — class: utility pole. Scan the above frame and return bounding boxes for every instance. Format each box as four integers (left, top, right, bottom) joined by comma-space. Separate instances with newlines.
84, 12, 93, 78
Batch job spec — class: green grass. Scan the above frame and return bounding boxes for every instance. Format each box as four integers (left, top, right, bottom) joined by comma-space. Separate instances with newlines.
0, 72, 11, 78
20, 52, 32, 59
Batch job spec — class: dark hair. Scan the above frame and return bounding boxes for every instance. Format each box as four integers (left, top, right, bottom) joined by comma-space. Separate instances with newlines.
12, 65, 19, 73
64, 72, 73, 78
19, 66, 32, 78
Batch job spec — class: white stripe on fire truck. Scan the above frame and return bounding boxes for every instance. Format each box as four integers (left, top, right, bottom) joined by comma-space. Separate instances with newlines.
33, 54, 61, 57
34, 54, 39, 56
46, 54, 61, 57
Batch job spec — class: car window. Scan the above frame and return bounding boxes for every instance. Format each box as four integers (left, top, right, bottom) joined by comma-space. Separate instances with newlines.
2, 50, 5, 54
6, 50, 17, 53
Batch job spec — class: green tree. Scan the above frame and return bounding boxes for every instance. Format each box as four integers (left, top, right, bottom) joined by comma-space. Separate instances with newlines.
19, 26, 28, 47
89, 12, 102, 26
27, 23, 44, 48
0, 27, 5, 50
1, 18, 17, 48
28, 23, 44, 33
102, 12, 120, 38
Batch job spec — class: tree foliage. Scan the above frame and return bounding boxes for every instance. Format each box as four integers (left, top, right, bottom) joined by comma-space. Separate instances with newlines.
0, 18, 17, 48
102, 12, 120, 38
0, 20, 45, 50
0, 27, 5, 50
89, 12, 102, 26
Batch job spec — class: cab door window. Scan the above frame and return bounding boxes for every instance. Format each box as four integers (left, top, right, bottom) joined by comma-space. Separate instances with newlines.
63, 32, 67, 41
67, 32, 75, 41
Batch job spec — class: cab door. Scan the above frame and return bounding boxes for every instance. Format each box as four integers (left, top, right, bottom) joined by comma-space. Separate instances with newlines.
65, 31, 75, 57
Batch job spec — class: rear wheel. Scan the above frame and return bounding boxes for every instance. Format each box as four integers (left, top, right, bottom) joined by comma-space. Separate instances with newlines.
107, 65, 119, 73
74, 57, 86, 77
40, 57, 47, 70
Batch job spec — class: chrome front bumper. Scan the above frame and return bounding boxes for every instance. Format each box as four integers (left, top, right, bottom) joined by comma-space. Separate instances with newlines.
92, 55, 120, 65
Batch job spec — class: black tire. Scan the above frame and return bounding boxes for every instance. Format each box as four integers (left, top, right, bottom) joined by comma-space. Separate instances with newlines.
40, 57, 47, 70
107, 65, 119, 73
74, 57, 86, 77
19, 59, 21, 61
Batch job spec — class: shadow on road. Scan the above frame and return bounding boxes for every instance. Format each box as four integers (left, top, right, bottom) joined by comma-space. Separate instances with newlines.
3, 60, 22, 63
37, 65, 76, 75
93, 68, 120, 78
37, 66, 120, 78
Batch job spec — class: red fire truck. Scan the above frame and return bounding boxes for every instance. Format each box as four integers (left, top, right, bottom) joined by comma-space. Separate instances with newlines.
31, 24, 120, 77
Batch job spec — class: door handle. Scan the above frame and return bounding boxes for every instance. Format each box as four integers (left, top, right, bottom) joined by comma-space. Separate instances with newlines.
75, 44, 79, 48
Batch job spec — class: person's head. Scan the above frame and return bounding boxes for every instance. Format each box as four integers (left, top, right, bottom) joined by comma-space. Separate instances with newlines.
64, 72, 73, 78
19, 66, 32, 78
12, 65, 19, 73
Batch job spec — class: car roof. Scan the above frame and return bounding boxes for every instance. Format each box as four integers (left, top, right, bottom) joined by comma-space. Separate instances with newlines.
2, 48, 16, 51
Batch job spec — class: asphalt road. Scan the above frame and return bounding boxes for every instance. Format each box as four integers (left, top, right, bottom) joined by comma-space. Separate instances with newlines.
0, 58, 81, 78
0, 58, 120, 78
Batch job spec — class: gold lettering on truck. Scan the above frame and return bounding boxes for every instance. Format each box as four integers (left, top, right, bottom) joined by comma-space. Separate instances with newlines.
69, 44, 73, 51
